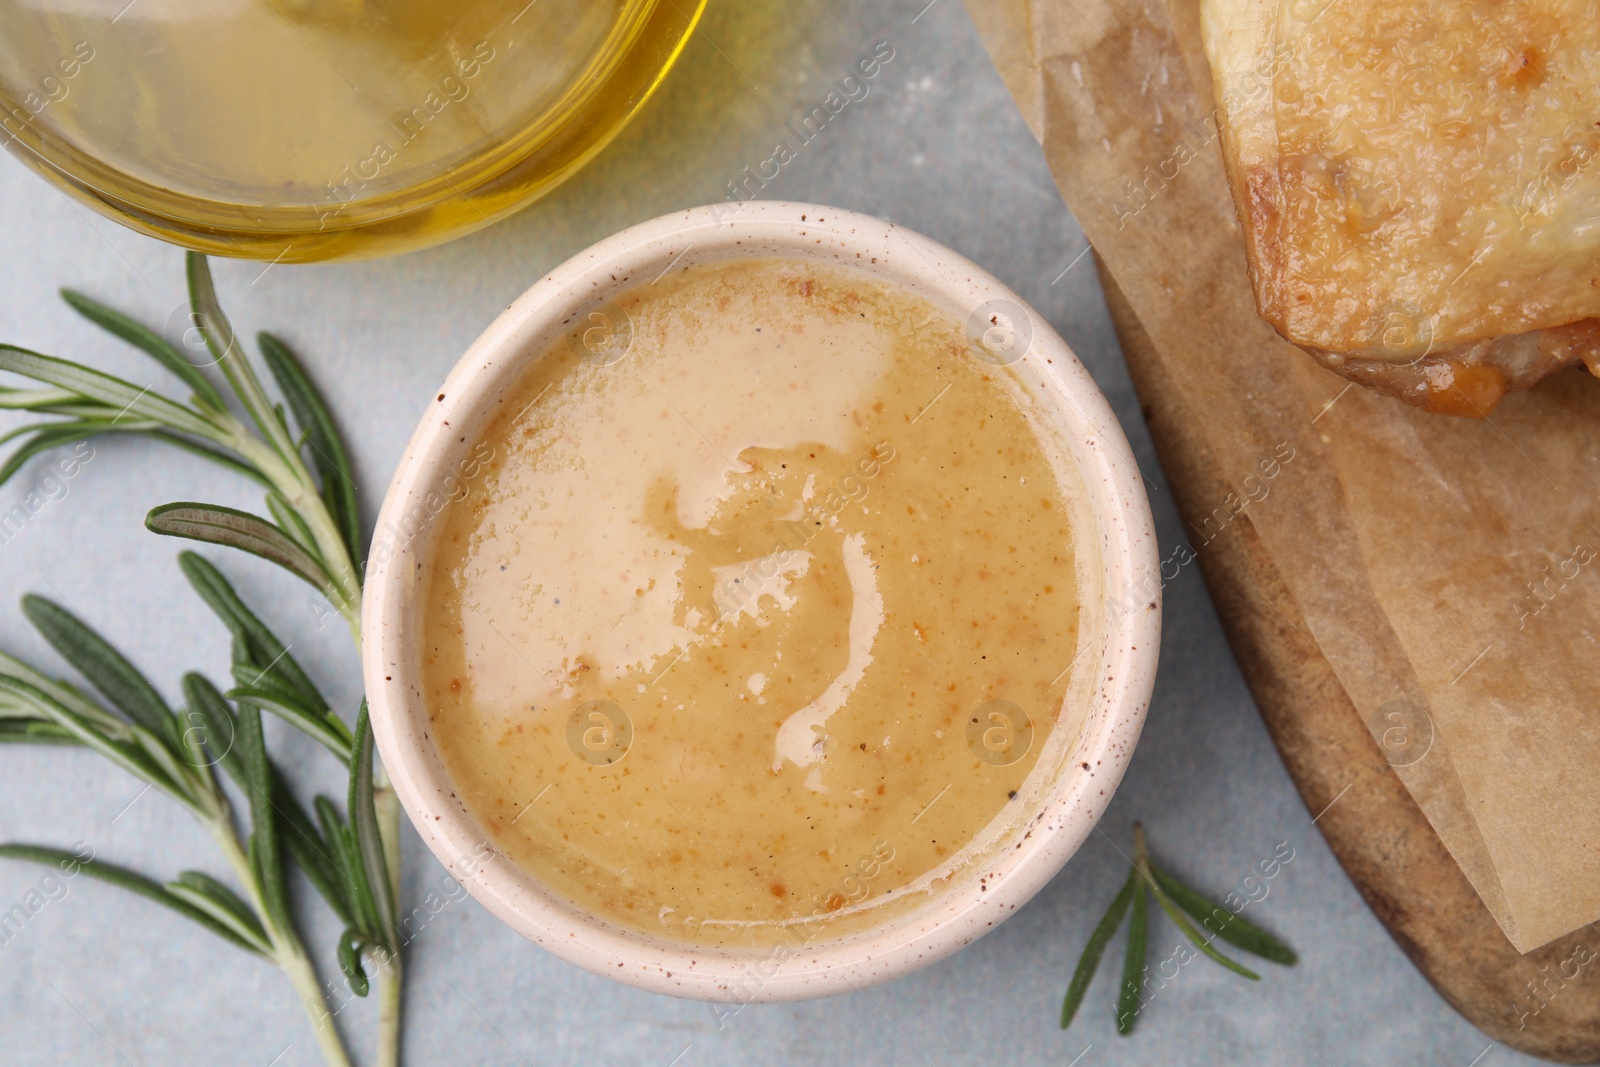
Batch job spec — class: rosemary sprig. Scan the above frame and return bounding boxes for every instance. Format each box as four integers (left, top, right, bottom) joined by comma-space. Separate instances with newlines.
183, 550, 398, 992
1061, 823, 1297, 1036
0, 598, 353, 1066
0, 256, 363, 633
0, 255, 403, 1065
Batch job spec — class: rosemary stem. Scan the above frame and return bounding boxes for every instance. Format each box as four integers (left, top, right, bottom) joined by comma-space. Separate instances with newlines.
208, 814, 354, 1067
282, 471, 407, 1062
1132, 822, 1151, 870
230, 433, 363, 636
375, 945, 404, 1067
292, 484, 362, 639
374, 776, 401, 915
280, 943, 357, 1067
373, 764, 403, 1063
224, 311, 405, 1061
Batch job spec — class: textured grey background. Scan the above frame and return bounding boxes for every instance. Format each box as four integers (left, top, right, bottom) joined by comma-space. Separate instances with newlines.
0, 1, 1539, 1064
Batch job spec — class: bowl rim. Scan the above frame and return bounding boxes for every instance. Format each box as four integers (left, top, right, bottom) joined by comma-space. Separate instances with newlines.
362, 200, 1160, 1001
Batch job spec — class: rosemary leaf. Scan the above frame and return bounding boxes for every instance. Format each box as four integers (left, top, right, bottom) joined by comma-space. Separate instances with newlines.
0, 344, 221, 439
181, 672, 358, 929
276, 778, 356, 928
147, 502, 333, 594
349, 703, 395, 950
314, 798, 357, 891
0, 424, 266, 494
341, 818, 382, 941
1116, 875, 1149, 1035
0, 844, 264, 954
1061, 867, 1135, 1031
1151, 866, 1297, 966
338, 929, 372, 998
236, 704, 292, 937
0, 676, 166, 787
258, 331, 363, 563
315, 794, 381, 937
169, 870, 272, 953
178, 552, 327, 712
20, 404, 135, 421
0, 649, 129, 736
24, 721, 77, 742
1144, 867, 1260, 981
266, 489, 322, 559
0, 424, 114, 488
129, 724, 203, 807
185, 255, 300, 465
0, 385, 82, 409
0, 720, 76, 744
175, 707, 216, 789
226, 663, 320, 711
0, 419, 102, 451
231, 685, 352, 761
20, 595, 175, 740
59, 288, 227, 411
179, 672, 241, 780
313, 797, 348, 859
0, 698, 35, 720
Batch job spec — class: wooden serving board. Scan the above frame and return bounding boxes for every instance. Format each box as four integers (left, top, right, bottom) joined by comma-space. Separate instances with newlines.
1095, 260, 1600, 1064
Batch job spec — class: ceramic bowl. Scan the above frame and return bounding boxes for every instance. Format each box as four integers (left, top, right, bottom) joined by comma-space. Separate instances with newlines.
362, 201, 1160, 1000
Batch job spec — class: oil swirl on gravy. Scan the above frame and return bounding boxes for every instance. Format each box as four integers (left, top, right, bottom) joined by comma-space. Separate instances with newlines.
422, 258, 1089, 948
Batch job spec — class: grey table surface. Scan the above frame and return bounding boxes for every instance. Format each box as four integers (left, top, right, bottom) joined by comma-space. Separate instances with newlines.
0, 2, 1541, 1065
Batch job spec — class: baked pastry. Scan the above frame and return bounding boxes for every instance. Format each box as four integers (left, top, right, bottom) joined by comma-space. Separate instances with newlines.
1200, 0, 1600, 416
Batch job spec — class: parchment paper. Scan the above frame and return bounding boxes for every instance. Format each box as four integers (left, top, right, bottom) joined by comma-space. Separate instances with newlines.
966, 0, 1600, 952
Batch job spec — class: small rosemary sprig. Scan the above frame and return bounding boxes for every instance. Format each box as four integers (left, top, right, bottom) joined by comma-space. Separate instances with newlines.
0, 255, 402, 1065
1061, 823, 1297, 1036
0, 587, 360, 1065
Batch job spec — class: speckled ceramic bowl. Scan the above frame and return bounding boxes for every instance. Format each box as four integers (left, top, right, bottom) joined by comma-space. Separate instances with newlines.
363, 202, 1160, 1001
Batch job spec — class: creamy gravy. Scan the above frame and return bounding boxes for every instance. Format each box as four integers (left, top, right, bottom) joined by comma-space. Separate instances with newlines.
421, 258, 1089, 947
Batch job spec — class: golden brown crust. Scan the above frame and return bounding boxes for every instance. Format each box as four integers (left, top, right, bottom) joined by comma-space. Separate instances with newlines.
1300, 317, 1600, 416
1202, 0, 1600, 414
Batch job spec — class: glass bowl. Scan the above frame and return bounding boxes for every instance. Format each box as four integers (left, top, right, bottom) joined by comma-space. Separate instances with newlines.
0, 0, 705, 261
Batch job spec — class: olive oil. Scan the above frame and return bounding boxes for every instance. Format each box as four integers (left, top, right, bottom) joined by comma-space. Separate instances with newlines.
0, 0, 703, 260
